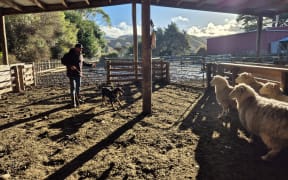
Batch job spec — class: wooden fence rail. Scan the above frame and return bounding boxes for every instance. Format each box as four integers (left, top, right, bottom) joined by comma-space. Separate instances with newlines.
106, 60, 170, 84
206, 62, 288, 94
0, 65, 12, 95
0, 63, 35, 96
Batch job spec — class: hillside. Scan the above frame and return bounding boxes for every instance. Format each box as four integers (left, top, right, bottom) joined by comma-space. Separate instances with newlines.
186, 35, 207, 53
106, 34, 206, 54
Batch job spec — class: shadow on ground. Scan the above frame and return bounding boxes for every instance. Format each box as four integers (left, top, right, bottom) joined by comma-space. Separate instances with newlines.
179, 88, 288, 180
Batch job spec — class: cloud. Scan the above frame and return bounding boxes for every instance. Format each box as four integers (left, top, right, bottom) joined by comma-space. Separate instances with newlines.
101, 22, 142, 38
101, 18, 242, 38
171, 16, 189, 23
186, 19, 242, 37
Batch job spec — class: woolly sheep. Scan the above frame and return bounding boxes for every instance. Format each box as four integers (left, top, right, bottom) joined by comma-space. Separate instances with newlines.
259, 82, 288, 102
210, 75, 236, 118
229, 83, 288, 161
235, 72, 264, 93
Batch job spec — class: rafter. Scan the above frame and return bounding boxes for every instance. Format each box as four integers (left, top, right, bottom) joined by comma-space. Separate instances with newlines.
0, 0, 286, 17
0, 0, 23, 11
60, 0, 68, 8
176, 0, 183, 6
28, 0, 46, 9
83, 0, 90, 5
196, 0, 209, 8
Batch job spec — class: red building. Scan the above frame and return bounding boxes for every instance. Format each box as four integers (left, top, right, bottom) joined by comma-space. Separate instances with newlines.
207, 27, 288, 56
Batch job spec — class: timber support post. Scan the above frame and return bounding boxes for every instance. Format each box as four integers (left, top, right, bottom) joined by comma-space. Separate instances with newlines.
106, 60, 111, 84
281, 72, 288, 95
141, 0, 152, 114
0, 14, 8, 65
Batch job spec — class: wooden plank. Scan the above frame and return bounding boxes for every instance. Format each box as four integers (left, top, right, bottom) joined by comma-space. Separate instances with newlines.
0, 75, 10, 82
109, 62, 135, 66
132, 0, 139, 81
0, 86, 12, 94
0, 15, 8, 65
220, 63, 288, 72
110, 74, 137, 77
142, 0, 152, 114
0, 65, 10, 71
109, 68, 135, 72
0, 79, 11, 87
109, 78, 143, 82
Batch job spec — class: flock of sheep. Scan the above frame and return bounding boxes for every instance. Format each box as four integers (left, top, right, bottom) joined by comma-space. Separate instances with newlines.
210, 72, 288, 161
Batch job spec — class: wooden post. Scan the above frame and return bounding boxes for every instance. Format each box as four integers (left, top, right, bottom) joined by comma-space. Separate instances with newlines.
0, 14, 8, 65
152, 61, 155, 80
166, 62, 170, 83
106, 60, 111, 84
211, 63, 217, 77
206, 63, 212, 88
281, 72, 288, 95
12, 65, 25, 92
218, 65, 224, 76
231, 67, 240, 85
160, 60, 163, 80
132, 0, 138, 81
142, 0, 152, 114
256, 16, 263, 61
19, 65, 25, 91
32, 62, 37, 86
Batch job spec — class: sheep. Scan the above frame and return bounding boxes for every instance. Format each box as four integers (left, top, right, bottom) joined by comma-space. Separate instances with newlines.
229, 83, 288, 161
210, 75, 236, 118
259, 82, 288, 102
235, 72, 264, 93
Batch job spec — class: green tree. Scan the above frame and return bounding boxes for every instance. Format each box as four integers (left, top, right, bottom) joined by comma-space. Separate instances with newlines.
5, 12, 77, 62
273, 14, 288, 27
159, 22, 190, 56
64, 10, 107, 58
237, 13, 288, 32
76, 9, 111, 26
152, 28, 165, 56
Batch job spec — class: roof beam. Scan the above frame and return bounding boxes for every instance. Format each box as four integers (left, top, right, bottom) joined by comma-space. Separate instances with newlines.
28, 0, 46, 9
83, 0, 90, 5
60, 0, 68, 8
1, 0, 135, 15
176, 0, 183, 6
0, 0, 23, 12
196, 0, 209, 8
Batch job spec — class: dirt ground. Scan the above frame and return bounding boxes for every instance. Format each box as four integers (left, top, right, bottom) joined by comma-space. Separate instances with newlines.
1, 82, 288, 180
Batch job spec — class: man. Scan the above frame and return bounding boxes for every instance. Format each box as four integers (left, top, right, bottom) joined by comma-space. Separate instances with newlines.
62, 43, 96, 108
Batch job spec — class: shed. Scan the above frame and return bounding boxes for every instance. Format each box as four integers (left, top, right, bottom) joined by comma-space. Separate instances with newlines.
207, 27, 288, 56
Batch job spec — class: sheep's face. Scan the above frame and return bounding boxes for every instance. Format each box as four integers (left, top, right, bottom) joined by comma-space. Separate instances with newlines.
235, 72, 254, 84
210, 75, 228, 87
229, 84, 251, 100
259, 82, 280, 96
259, 83, 273, 95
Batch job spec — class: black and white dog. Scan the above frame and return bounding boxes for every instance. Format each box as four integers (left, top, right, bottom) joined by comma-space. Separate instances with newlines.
101, 86, 124, 109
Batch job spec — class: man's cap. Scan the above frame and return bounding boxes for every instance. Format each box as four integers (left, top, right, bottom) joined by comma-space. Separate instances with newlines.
75, 43, 84, 49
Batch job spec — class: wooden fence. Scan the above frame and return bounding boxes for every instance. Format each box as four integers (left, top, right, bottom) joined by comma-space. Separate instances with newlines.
206, 62, 288, 94
0, 65, 12, 95
0, 63, 35, 96
106, 59, 170, 83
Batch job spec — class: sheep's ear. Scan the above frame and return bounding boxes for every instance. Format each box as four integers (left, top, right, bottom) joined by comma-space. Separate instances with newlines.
239, 85, 246, 94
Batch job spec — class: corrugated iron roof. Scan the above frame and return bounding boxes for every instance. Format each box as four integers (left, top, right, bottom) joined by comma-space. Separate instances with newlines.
0, 0, 287, 17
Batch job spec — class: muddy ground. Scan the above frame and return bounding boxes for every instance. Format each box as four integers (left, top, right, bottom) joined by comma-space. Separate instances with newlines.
1, 82, 288, 180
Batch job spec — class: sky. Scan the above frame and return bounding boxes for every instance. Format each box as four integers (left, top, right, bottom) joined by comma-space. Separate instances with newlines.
98, 4, 244, 38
